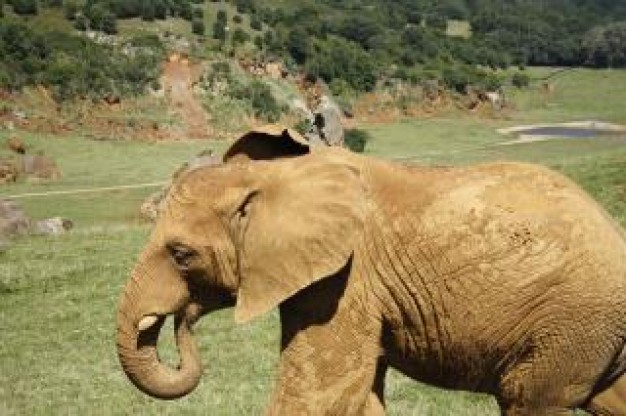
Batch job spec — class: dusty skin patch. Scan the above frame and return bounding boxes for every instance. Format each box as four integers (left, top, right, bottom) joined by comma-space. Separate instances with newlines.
497, 120, 626, 145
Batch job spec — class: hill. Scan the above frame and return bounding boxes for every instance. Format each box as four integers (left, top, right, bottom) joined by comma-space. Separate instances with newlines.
1, 0, 626, 139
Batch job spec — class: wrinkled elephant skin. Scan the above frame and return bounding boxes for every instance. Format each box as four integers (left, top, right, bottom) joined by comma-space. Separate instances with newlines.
116, 146, 626, 415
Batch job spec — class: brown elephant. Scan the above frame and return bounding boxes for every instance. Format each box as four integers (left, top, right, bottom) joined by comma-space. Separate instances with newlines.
116, 128, 626, 415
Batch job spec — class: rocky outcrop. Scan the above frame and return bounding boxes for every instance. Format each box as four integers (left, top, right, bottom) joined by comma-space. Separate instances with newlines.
305, 95, 344, 147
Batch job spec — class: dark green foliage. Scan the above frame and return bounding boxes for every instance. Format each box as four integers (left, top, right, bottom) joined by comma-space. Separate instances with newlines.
305, 37, 377, 92
192, 19, 205, 36
235, 0, 254, 14
192, 6, 203, 19
63, 1, 78, 19
232, 14, 242, 24
11, 0, 37, 15
583, 22, 626, 68
42, 0, 63, 7
253, 34, 263, 49
73, 13, 88, 30
287, 28, 309, 64
231, 28, 250, 45
141, 0, 155, 21
85, 3, 117, 33
441, 64, 500, 93
229, 80, 282, 122
250, 14, 262, 31
216, 9, 226, 23
344, 128, 370, 153
178, 1, 193, 21
511, 72, 530, 88
0, 22, 162, 101
213, 20, 227, 41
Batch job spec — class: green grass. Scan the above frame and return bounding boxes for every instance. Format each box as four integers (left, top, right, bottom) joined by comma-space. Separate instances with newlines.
1, 70, 626, 415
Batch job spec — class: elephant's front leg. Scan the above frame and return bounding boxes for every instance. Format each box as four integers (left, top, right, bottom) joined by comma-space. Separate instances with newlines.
268, 288, 383, 415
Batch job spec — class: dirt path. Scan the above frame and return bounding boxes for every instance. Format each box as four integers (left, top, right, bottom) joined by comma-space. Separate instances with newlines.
162, 54, 212, 139
1, 182, 166, 199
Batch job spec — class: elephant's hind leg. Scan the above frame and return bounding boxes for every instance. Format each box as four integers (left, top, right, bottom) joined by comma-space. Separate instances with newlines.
586, 374, 626, 416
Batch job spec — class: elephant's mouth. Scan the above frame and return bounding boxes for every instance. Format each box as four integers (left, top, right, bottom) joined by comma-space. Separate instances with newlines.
117, 305, 203, 400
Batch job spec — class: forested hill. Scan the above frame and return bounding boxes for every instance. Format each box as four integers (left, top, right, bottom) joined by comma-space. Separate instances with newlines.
1, 0, 626, 102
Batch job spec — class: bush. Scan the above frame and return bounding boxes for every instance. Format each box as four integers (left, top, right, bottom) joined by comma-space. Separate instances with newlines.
511, 72, 530, 88
250, 15, 262, 31
229, 80, 282, 122
213, 21, 227, 41
233, 14, 243, 24
192, 19, 205, 36
12, 0, 38, 15
231, 28, 250, 45
344, 129, 370, 153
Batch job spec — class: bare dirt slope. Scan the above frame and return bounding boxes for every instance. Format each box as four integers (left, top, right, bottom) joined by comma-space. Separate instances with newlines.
162, 54, 212, 139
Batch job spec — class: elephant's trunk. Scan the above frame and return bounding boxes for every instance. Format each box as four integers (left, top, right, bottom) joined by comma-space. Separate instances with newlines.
116, 272, 202, 399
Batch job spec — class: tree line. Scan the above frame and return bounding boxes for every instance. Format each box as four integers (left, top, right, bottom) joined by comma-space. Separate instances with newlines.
1, 0, 626, 99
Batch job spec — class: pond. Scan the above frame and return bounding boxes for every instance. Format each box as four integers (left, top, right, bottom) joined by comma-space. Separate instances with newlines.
498, 122, 626, 142
515, 126, 616, 138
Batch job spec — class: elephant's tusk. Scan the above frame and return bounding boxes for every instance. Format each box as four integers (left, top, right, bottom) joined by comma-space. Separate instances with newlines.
138, 315, 160, 331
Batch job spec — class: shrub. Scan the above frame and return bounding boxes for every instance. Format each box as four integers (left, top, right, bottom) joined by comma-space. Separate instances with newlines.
233, 14, 243, 24
213, 21, 227, 41
192, 19, 205, 36
344, 129, 370, 153
250, 15, 262, 31
511, 72, 530, 88
229, 80, 282, 122
231, 28, 250, 45
12, 0, 38, 15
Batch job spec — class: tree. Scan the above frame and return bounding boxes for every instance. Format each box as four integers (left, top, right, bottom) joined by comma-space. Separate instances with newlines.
141, 0, 155, 21
213, 21, 227, 42
287, 28, 309, 64
583, 22, 626, 68
250, 14, 262, 31
101, 12, 118, 34
11, 0, 38, 15
254, 34, 263, 49
63, 1, 79, 20
192, 19, 205, 36
216, 9, 227, 23
231, 28, 250, 46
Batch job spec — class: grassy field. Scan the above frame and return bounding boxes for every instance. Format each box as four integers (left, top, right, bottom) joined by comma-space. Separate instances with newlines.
1, 69, 625, 415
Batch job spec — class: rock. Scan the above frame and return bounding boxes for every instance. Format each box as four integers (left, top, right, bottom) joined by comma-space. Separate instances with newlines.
20, 154, 61, 180
0, 199, 31, 238
6, 137, 26, 154
0, 159, 19, 184
305, 95, 344, 147
34, 217, 74, 236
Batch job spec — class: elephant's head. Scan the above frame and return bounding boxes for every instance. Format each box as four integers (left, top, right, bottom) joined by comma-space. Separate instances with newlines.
116, 148, 366, 399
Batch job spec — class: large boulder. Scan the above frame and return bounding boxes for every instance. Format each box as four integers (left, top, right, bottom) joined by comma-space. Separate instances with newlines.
20, 154, 61, 180
305, 95, 344, 147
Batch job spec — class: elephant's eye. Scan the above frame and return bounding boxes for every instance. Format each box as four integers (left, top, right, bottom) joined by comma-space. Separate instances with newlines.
167, 244, 197, 271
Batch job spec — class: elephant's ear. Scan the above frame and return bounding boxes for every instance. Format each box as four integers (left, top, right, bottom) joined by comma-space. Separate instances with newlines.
233, 156, 366, 323
224, 125, 310, 163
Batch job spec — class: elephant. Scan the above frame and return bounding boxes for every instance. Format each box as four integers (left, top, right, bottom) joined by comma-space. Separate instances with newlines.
116, 126, 626, 415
